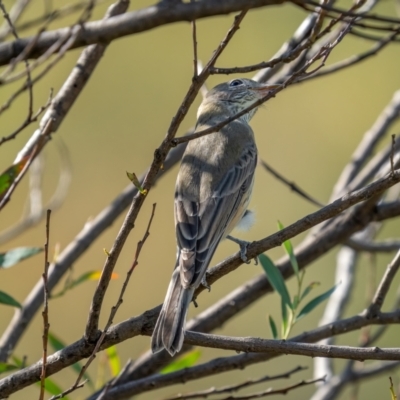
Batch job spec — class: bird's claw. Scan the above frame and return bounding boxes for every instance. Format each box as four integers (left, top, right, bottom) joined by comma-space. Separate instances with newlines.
201, 275, 211, 292
227, 235, 258, 265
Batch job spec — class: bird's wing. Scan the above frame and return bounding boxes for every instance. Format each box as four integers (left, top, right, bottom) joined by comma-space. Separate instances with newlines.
175, 142, 257, 288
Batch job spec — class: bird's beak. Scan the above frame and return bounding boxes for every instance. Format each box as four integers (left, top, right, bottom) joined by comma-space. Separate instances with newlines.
251, 83, 281, 94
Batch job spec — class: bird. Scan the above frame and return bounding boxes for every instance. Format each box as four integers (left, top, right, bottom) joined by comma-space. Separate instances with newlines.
151, 78, 280, 356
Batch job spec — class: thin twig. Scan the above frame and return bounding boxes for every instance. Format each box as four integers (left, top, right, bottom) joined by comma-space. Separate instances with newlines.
302, 29, 400, 82
164, 365, 308, 399
191, 2, 198, 79
39, 209, 51, 400
297, 0, 400, 25
50, 203, 156, 400
347, 238, 400, 253
259, 159, 324, 207
391, 134, 396, 176
0, 88, 53, 146
217, 377, 326, 400
368, 249, 400, 316
0, 1, 34, 142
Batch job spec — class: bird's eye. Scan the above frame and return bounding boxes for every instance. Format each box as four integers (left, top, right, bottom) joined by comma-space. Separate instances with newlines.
229, 79, 244, 87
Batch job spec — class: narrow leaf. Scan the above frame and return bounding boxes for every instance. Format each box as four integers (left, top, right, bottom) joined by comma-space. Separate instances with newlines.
0, 247, 43, 268
0, 157, 29, 200
296, 284, 339, 322
0, 291, 21, 308
48, 332, 65, 352
268, 316, 278, 339
35, 378, 66, 398
300, 281, 320, 302
48, 332, 93, 388
292, 294, 299, 310
281, 297, 289, 338
0, 363, 18, 374
277, 221, 299, 279
105, 345, 121, 377
161, 350, 201, 374
259, 254, 292, 309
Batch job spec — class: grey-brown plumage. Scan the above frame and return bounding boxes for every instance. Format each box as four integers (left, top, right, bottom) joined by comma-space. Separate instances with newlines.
151, 78, 279, 356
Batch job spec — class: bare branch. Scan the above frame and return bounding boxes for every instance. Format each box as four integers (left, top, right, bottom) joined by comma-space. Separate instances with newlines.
39, 210, 51, 400
368, 249, 400, 316
0, 0, 283, 67
164, 365, 308, 400
259, 158, 324, 207
167, 376, 326, 400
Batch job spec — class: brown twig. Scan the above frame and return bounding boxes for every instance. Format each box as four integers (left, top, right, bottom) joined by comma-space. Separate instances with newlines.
0, 118, 54, 211
302, 29, 400, 82
51, 203, 156, 400
164, 365, 308, 399
191, 2, 198, 79
296, 0, 400, 25
368, 249, 400, 317
217, 377, 326, 400
391, 134, 396, 176
259, 159, 324, 207
0, 88, 53, 146
0, 1, 33, 141
39, 209, 51, 400
211, 2, 352, 76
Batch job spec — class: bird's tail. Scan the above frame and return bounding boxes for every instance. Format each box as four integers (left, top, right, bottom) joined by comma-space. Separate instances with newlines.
151, 268, 194, 356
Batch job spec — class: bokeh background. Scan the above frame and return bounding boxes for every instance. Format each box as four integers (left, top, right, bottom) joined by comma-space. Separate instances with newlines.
1, 0, 400, 398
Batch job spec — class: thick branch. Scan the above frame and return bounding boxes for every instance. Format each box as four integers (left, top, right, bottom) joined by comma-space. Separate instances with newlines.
0, 0, 284, 66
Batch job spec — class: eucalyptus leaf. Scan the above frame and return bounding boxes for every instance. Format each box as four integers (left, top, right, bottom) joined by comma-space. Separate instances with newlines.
296, 284, 339, 322
259, 254, 292, 309
277, 221, 299, 279
300, 281, 320, 302
0, 291, 21, 308
161, 350, 201, 374
268, 316, 278, 340
0, 247, 42, 268
48, 332, 93, 388
106, 345, 121, 377
35, 378, 66, 398
0, 362, 18, 374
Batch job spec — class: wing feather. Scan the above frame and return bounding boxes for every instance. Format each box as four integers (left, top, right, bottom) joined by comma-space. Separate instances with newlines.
175, 139, 257, 289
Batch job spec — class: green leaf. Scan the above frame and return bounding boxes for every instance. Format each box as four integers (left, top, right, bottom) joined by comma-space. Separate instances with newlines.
11, 356, 23, 367
281, 297, 289, 338
296, 284, 339, 322
48, 332, 93, 388
0, 362, 18, 374
277, 221, 299, 279
268, 315, 278, 339
48, 332, 65, 352
0, 247, 43, 268
292, 294, 300, 310
300, 281, 320, 302
0, 291, 21, 308
52, 270, 118, 298
161, 350, 201, 374
105, 345, 121, 377
0, 156, 29, 201
35, 377, 66, 397
259, 254, 292, 309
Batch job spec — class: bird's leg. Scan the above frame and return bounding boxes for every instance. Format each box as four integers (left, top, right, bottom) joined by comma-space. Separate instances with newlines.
201, 274, 211, 292
226, 235, 258, 265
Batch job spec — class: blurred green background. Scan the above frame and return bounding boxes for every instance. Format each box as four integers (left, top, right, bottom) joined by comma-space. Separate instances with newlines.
1, 0, 400, 399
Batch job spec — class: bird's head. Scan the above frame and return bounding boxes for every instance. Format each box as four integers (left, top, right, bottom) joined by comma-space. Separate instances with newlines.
198, 78, 280, 123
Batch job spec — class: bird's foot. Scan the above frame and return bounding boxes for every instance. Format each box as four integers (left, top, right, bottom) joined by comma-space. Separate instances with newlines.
226, 235, 258, 265
201, 275, 211, 292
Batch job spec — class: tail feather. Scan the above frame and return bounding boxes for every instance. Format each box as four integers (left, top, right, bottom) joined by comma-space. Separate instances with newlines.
151, 268, 194, 356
